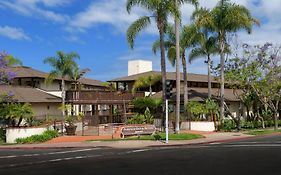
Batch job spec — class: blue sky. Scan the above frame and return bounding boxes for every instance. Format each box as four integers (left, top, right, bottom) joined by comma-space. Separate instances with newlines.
0, 0, 280, 81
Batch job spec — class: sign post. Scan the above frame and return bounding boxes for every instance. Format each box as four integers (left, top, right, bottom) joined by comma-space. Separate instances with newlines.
165, 99, 169, 144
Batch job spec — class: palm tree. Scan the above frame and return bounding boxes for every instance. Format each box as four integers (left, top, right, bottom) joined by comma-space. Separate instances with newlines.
44, 51, 80, 116
71, 66, 90, 90
126, 0, 181, 122
174, 0, 198, 134
132, 75, 161, 96
152, 24, 198, 105
188, 29, 219, 99
192, 0, 259, 119
4, 55, 22, 66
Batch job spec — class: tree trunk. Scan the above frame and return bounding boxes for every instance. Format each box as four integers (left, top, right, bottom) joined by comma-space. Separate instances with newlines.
182, 52, 188, 106
158, 22, 167, 129
207, 54, 212, 99
149, 85, 152, 96
274, 110, 279, 131
62, 78, 65, 117
219, 32, 225, 121
274, 101, 279, 130
246, 106, 250, 121
175, 6, 180, 134
17, 117, 23, 127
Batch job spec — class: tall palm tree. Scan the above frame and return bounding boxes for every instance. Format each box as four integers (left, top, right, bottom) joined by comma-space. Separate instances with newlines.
192, 0, 259, 119
126, 0, 181, 122
174, 0, 198, 134
44, 51, 80, 116
189, 29, 219, 99
152, 24, 198, 105
132, 75, 161, 96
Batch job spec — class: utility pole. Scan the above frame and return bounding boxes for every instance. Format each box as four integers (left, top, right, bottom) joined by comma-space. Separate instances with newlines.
175, 0, 181, 134
165, 99, 169, 144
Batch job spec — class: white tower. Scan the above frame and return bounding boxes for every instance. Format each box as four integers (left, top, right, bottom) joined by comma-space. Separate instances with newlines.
128, 60, 152, 76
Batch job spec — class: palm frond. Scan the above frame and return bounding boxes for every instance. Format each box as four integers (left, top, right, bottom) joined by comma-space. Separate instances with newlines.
45, 70, 58, 85
126, 0, 155, 14
189, 48, 206, 63
167, 46, 176, 67
127, 16, 151, 49
4, 55, 22, 66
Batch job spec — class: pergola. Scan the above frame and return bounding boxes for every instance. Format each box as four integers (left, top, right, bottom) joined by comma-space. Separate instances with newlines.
66, 90, 144, 125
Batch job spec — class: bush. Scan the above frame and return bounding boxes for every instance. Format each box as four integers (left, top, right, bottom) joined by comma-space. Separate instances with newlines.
133, 97, 162, 114
221, 119, 281, 131
16, 130, 58, 144
127, 108, 155, 124
220, 120, 236, 131
153, 134, 162, 140
0, 128, 5, 143
127, 114, 146, 124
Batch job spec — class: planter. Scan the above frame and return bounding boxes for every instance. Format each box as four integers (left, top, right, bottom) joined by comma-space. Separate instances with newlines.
65, 125, 77, 135
6, 127, 47, 143
181, 121, 215, 131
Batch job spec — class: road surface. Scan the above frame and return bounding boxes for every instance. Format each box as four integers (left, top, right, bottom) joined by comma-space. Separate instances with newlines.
0, 134, 280, 175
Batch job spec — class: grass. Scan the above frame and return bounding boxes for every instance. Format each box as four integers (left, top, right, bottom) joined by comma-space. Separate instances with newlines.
88, 133, 204, 141
245, 129, 281, 136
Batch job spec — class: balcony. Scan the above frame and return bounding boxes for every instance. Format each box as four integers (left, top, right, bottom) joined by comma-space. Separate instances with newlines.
66, 90, 144, 104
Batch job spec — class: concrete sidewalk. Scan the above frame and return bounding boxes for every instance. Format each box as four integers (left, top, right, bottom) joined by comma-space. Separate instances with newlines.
0, 131, 254, 149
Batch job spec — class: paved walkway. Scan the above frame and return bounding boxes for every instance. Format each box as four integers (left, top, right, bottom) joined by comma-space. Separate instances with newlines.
0, 131, 254, 149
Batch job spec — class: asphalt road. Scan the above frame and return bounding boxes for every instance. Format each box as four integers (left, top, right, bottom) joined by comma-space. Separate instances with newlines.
0, 134, 281, 175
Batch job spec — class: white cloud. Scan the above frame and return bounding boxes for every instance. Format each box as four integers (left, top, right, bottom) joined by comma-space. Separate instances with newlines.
39, 0, 73, 7
0, 0, 69, 23
0, 26, 30, 40
68, 0, 157, 34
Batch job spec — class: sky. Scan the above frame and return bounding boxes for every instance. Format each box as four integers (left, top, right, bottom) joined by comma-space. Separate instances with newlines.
0, 0, 280, 81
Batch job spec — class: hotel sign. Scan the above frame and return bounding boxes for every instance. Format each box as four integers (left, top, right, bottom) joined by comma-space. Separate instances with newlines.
121, 125, 156, 137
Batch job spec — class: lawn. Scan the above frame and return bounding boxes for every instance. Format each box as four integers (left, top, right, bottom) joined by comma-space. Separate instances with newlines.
88, 133, 204, 141
245, 129, 281, 136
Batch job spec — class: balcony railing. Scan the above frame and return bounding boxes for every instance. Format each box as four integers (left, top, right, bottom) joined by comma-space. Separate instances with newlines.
66, 90, 144, 104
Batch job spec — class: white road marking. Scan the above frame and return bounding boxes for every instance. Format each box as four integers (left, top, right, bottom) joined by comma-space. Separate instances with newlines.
0, 148, 101, 159
126, 149, 150, 154
0, 154, 102, 169
221, 144, 281, 147
209, 142, 221, 145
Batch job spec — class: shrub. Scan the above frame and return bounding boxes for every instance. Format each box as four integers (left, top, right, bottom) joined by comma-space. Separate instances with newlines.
144, 107, 154, 124
127, 108, 155, 125
0, 128, 5, 143
220, 120, 236, 131
127, 114, 146, 124
16, 130, 58, 144
133, 97, 162, 114
153, 134, 162, 140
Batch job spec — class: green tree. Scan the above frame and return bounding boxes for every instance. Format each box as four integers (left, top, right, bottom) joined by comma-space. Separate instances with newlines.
188, 29, 219, 99
224, 43, 281, 130
44, 51, 80, 116
4, 55, 22, 66
7, 103, 33, 127
132, 75, 161, 96
152, 24, 197, 105
192, 0, 259, 119
71, 66, 90, 90
153, 24, 198, 133
126, 0, 181, 120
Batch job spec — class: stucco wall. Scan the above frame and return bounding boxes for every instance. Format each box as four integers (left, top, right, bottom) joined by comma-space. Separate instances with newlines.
6, 127, 47, 143
31, 103, 61, 118
181, 121, 215, 131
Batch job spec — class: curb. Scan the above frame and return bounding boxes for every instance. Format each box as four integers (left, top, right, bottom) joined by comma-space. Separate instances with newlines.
0, 133, 279, 150
0, 145, 110, 150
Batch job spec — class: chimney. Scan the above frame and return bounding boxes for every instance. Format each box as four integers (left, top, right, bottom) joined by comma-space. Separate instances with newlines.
128, 60, 152, 76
